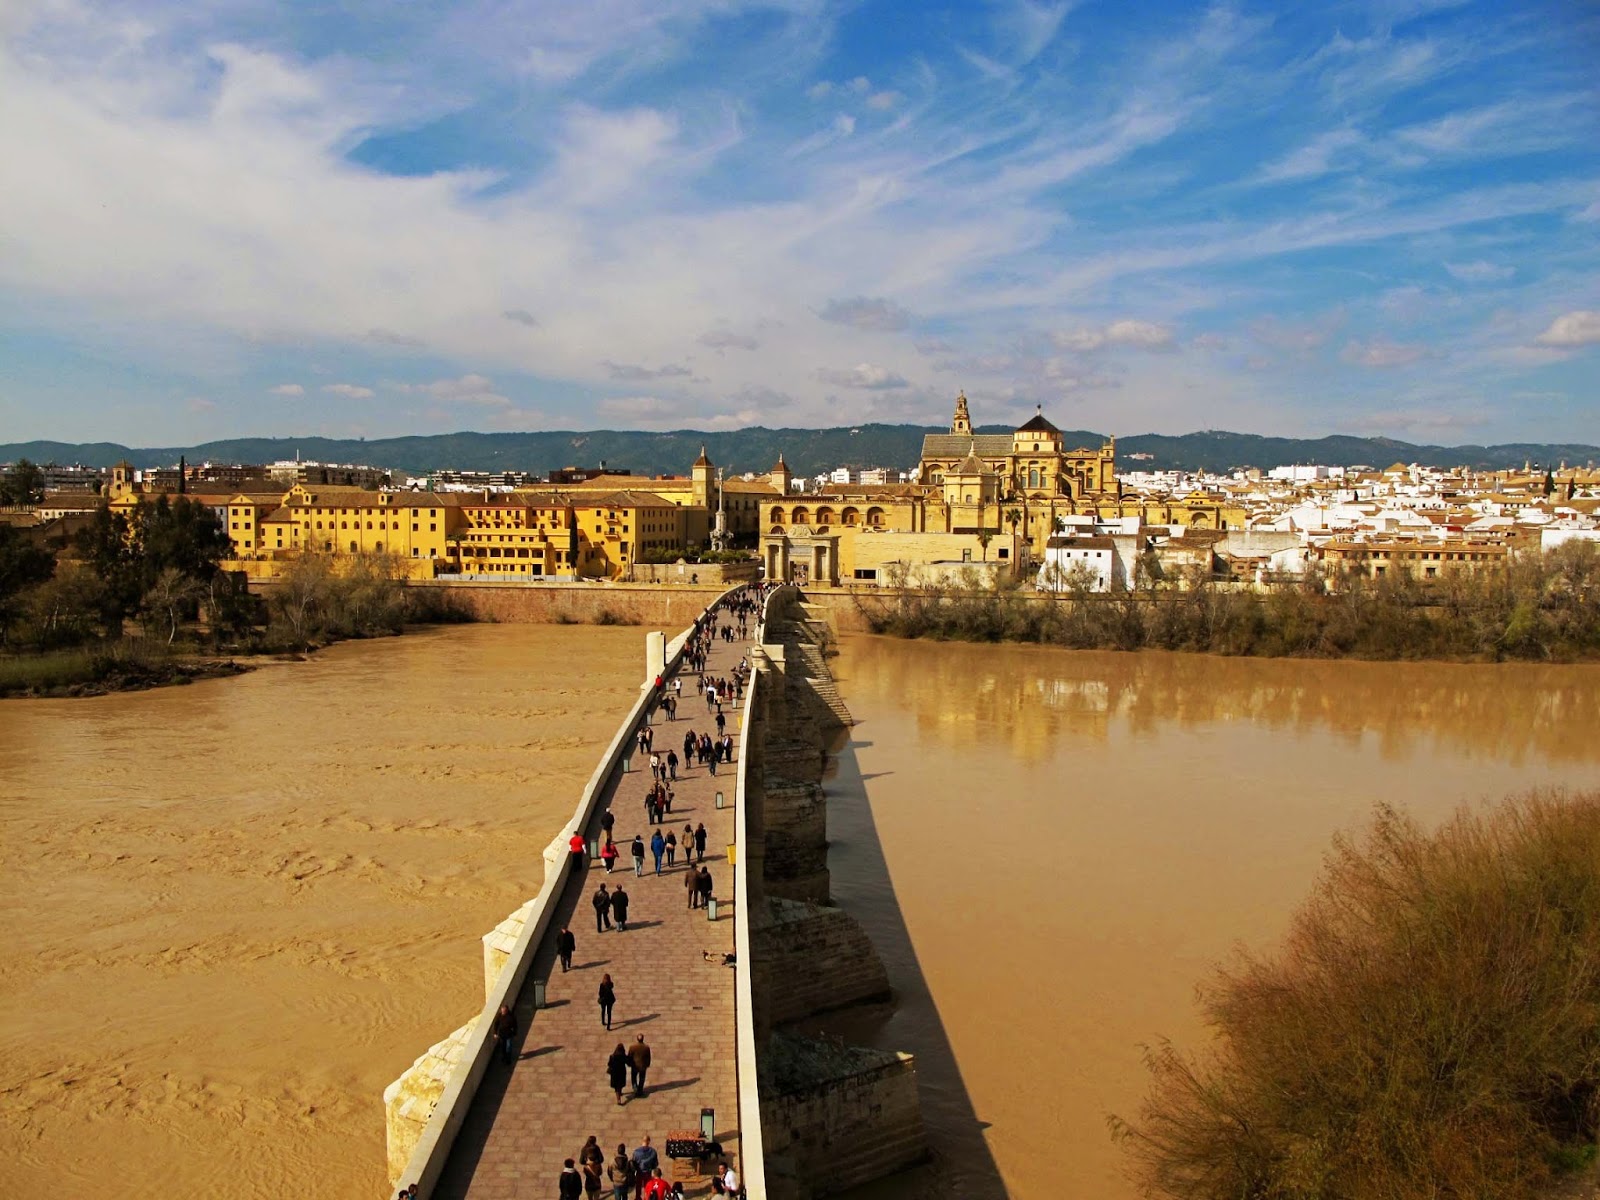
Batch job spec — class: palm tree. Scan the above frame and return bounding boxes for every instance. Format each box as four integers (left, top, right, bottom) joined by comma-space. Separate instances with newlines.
1005, 506, 1022, 535
976, 531, 993, 561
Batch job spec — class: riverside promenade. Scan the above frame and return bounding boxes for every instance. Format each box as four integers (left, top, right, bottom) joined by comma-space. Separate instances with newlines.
434, 611, 754, 1198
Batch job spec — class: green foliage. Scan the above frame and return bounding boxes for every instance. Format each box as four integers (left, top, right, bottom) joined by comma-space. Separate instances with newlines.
0, 458, 45, 505
857, 543, 1600, 662
1113, 791, 1600, 1200
0, 524, 57, 642
263, 553, 469, 648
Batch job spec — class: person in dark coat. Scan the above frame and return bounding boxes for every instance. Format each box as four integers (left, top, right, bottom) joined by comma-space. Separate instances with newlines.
593, 883, 612, 933
686, 861, 701, 909
607, 1043, 629, 1106
559, 1158, 583, 1200
601, 809, 616, 841
630, 835, 646, 877
556, 926, 576, 972
628, 1034, 652, 1097
490, 1002, 518, 1064
610, 883, 630, 932
598, 973, 616, 1030
698, 866, 713, 909
694, 823, 708, 863
650, 830, 666, 875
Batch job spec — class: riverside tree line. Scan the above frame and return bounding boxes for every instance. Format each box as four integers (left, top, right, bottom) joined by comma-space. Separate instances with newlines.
856, 543, 1600, 661
0, 485, 463, 692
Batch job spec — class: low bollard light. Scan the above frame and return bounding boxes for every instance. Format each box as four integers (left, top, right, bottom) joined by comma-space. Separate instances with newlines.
706, 897, 719, 921
623, 753, 633, 774
533, 979, 547, 1009
700, 1106, 716, 1141
588, 836, 600, 858
715, 791, 725, 809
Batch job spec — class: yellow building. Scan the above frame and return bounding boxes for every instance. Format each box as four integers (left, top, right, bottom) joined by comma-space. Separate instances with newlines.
567, 490, 690, 578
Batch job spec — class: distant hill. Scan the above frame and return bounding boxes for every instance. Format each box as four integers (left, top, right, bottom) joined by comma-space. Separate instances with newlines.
3, 426, 1595, 479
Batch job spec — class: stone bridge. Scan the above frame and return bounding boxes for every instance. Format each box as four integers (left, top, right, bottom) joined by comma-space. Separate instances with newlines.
383, 585, 925, 1200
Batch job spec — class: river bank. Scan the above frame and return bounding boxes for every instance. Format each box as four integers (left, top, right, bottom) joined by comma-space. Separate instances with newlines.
846, 545, 1600, 663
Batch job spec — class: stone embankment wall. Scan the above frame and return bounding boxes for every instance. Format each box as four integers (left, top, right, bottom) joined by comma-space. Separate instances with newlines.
409, 580, 738, 626
746, 591, 927, 1199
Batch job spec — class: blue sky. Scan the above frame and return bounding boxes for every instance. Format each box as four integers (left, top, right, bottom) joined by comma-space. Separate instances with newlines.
1, 0, 1597, 447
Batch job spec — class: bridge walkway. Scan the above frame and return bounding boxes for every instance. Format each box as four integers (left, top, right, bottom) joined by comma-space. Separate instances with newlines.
435, 620, 751, 1199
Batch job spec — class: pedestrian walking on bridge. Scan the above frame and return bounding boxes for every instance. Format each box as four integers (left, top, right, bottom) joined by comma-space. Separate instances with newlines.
491, 1002, 517, 1065
593, 884, 612, 933
598, 973, 616, 1030
556, 926, 576, 972
610, 883, 630, 931
631, 835, 646, 877
608, 1143, 635, 1200
628, 1034, 652, 1097
650, 830, 665, 874
607, 1042, 629, 1106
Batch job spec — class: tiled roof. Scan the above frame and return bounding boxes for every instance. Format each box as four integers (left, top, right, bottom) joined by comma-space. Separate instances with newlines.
920, 433, 1014, 459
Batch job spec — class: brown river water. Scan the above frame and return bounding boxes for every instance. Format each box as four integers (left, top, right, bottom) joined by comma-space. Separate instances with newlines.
823, 635, 1600, 1200
7, 625, 1600, 1200
0, 625, 647, 1199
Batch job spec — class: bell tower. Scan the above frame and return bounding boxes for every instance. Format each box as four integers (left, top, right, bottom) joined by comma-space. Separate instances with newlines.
691, 446, 716, 510
951, 390, 972, 436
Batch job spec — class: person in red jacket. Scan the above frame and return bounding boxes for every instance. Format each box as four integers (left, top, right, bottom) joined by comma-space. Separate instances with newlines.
640, 1168, 670, 1199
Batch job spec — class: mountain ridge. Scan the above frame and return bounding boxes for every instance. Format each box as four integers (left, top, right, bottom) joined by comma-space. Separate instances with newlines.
3, 425, 1595, 479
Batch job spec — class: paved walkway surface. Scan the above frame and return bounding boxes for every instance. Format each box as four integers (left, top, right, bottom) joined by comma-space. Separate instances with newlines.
436, 618, 751, 1200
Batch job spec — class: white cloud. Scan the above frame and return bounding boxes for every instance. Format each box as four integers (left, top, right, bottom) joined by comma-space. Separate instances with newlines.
603, 361, 693, 381
323, 383, 376, 399
1444, 260, 1513, 284
805, 81, 833, 100
1052, 319, 1174, 352
1257, 128, 1362, 183
396, 373, 510, 405
269, 383, 305, 396
815, 363, 909, 389
698, 330, 760, 352
866, 91, 901, 111
1533, 311, 1600, 349
817, 296, 913, 332
1341, 338, 1430, 368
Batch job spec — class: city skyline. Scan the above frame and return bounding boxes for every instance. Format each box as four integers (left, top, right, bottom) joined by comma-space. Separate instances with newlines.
2, 0, 1597, 445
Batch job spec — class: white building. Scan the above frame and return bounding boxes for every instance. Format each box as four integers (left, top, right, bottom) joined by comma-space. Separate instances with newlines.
1038, 536, 1122, 592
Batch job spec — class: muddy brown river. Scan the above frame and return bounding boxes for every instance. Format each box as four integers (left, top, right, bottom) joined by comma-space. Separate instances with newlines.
0, 625, 647, 1199
6, 625, 1600, 1199
824, 635, 1600, 1199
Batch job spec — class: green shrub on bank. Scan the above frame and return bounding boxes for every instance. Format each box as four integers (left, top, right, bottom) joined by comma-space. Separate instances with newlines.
1113, 791, 1600, 1200
855, 542, 1600, 661
0, 640, 172, 694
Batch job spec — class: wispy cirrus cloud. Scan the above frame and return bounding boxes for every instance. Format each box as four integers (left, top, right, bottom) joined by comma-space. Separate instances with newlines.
1052, 320, 1174, 352
817, 296, 914, 332
0, 0, 1595, 445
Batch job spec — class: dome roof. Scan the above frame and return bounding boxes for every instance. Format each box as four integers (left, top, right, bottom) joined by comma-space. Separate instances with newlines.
1016, 408, 1060, 436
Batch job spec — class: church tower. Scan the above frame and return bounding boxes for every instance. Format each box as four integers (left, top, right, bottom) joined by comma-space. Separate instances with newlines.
768, 452, 793, 496
950, 390, 972, 436
691, 446, 717, 510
